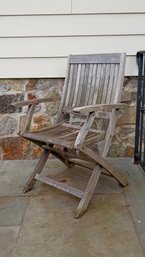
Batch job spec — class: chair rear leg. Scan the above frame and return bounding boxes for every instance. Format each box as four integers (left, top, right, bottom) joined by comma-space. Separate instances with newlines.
23, 149, 50, 193
75, 165, 101, 218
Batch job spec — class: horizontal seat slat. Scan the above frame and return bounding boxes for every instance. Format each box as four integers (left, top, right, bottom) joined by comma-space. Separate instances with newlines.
22, 122, 105, 149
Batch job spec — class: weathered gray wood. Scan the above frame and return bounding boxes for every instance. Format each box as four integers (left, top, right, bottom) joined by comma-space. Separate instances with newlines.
95, 111, 111, 119
101, 109, 118, 157
42, 145, 76, 168
65, 64, 74, 106
101, 64, 110, 104
110, 64, 119, 103
23, 122, 105, 149
69, 158, 110, 176
106, 64, 115, 104
80, 64, 90, 106
73, 103, 127, 115
74, 112, 95, 148
95, 64, 106, 104
69, 53, 123, 64
61, 122, 104, 133
114, 52, 126, 102
69, 64, 78, 107
92, 64, 102, 104
56, 55, 71, 123
35, 174, 83, 198
42, 145, 74, 168
70, 158, 95, 169
76, 64, 85, 106
75, 166, 101, 218
87, 64, 97, 105
20, 52, 127, 218
82, 132, 105, 145
23, 149, 50, 193
13, 97, 60, 107
72, 64, 82, 107
84, 64, 94, 105
79, 145, 128, 187
22, 104, 36, 133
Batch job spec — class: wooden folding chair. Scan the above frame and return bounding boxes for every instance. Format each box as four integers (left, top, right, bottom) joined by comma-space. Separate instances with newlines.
14, 53, 128, 218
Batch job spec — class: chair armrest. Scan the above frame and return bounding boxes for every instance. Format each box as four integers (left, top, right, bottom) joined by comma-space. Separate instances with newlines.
73, 103, 127, 115
15, 97, 60, 134
12, 97, 60, 107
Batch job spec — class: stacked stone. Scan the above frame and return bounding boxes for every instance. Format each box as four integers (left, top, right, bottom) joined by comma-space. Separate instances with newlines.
0, 77, 137, 159
0, 79, 63, 159
109, 77, 137, 157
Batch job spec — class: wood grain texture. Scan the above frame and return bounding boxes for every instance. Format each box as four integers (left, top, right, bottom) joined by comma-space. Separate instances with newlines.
23, 149, 50, 193
79, 146, 128, 187
22, 53, 128, 218
75, 166, 101, 218
13, 97, 60, 107
35, 174, 83, 198
73, 103, 127, 115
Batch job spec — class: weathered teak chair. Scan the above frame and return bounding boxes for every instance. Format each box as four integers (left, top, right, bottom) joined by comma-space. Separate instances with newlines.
14, 53, 128, 218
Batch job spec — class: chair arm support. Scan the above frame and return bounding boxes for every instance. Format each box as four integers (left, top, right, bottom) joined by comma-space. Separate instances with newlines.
13, 97, 61, 107
20, 104, 36, 134
74, 112, 95, 148
73, 103, 127, 115
15, 97, 60, 134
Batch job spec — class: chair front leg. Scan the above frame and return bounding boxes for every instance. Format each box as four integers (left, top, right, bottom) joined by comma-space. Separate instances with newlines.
75, 165, 101, 218
23, 149, 50, 193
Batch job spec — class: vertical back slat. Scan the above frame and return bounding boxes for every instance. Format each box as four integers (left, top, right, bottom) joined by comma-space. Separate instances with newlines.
80, 64, 90, 106
113, 53, 126, 103
65, 64, 74, 106
91, 64, 102, 104
101, 64, 110, 104
88, 64, 97, 105
76, 64, 85, 106
69, 64, 78, 107
105, 64, 115, 104
96, 64, 106, 104
84, 64, 94, 106
72, 64, 82, 107
110, 64, 119, 103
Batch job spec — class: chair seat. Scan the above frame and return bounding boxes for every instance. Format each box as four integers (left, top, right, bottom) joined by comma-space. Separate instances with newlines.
22, 122, 105, 149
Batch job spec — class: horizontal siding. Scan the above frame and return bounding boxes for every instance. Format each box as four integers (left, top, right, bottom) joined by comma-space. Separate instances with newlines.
72, 0, 145, 14
0, 14, 144, 37
0, 57, 137, 78
0, 0, 71, 15
0, 0, 144, 15
0, 36, 145, 57
0, 1, 143, 78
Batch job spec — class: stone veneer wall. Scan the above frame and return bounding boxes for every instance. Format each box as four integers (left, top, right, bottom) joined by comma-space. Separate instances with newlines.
0, 77, 137, 160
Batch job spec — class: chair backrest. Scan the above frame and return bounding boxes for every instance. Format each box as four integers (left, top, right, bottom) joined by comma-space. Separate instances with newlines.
57, 53, 126, 123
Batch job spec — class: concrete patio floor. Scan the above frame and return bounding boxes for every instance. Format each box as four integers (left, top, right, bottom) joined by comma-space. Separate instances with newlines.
0, 158, 145, 257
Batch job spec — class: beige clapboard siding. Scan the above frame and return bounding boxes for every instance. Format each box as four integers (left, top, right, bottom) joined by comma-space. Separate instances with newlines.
0, 36, 144, 58
0, 14, 144, 37
0, 0, 71, 15
0, 0, 144, 15
0, 1, 143, 78
0, 57, 137, 78
72, 0, 145, 14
